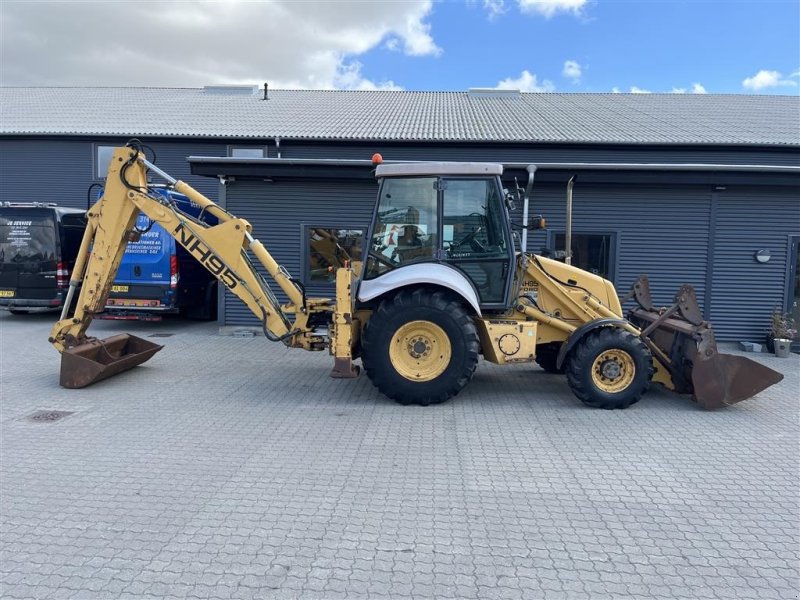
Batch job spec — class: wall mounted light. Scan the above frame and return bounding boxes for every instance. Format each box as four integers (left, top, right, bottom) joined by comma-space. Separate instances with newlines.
754, 249, 771, 263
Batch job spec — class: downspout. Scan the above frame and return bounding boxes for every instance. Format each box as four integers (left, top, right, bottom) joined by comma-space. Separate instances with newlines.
274, 137, 281, 159
521, 165, 537, 253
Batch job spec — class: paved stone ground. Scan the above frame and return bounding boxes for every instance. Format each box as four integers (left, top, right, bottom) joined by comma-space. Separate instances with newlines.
1, 311, 798, 600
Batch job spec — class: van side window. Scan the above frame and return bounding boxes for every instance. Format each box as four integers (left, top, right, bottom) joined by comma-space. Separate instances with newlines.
60, 214, 87, 261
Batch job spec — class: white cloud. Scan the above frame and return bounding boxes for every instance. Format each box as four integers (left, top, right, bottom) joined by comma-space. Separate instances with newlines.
0, 0, 439, 88
517, 0, 587, 18
334, 62, 403, 91
742, 70, 797, 91
562, 60, 582, 82
672, 83, 707, 94
611, 86, 652, 94
483, 0, 508, 19
496, 70, 555, 92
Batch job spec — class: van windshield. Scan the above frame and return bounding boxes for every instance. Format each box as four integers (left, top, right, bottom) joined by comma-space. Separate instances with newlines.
0, 214, 56, 263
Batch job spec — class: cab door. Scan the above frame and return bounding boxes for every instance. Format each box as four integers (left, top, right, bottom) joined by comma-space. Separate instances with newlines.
440, 178, 514, 307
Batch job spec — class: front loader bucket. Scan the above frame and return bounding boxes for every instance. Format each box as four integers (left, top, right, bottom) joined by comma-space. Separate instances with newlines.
628, 276, 783, 409
691, 349, 784, 410
60, 334, 163, 389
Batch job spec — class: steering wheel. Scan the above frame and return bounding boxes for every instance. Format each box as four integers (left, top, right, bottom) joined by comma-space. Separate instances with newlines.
450, 226, 486, 254
369, 249, 397, 268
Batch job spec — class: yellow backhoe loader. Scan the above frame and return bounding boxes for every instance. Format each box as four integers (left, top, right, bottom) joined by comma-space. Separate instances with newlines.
50, 143, 783, 409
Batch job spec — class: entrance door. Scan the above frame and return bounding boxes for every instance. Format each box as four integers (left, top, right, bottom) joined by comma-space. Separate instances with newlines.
441, 178, 513, 306
788, 236, 800, 328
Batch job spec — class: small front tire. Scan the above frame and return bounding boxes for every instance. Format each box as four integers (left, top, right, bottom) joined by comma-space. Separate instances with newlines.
566, 327, 653, 409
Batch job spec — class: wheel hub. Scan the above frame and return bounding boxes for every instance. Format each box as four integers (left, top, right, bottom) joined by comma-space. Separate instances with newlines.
409, 337, 431, 359
591, 348, 636, 393
600, 359, 621, 379
389, 320, 452, 382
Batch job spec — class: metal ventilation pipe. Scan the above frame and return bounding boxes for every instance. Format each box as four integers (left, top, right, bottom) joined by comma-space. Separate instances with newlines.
565, 175, 577, 265
521, 165, 537, 253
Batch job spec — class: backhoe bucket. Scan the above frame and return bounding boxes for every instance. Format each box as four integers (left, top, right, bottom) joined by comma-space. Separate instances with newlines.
628, 276, 783, 409
59, 334, 163, 389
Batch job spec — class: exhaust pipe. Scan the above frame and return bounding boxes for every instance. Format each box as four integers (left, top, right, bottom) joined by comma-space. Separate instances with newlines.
565, 175, 576, 265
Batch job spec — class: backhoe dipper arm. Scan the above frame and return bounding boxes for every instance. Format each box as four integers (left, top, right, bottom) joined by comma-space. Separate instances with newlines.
50, 146, 306, 352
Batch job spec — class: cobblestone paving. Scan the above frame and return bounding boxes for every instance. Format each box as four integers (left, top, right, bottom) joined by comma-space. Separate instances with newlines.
1, 312, 798, 599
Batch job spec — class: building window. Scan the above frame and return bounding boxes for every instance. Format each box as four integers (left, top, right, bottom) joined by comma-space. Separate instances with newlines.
306, 227, 364, 283
229, 146, 266, 158
95, 145, 116, 179
549, 232, 616, 279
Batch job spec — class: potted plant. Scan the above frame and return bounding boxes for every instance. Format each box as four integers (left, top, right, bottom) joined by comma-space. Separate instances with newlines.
766, 308, 797, 357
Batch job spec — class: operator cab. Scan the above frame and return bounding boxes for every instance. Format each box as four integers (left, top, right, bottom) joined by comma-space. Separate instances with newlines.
362, 162, 515, 309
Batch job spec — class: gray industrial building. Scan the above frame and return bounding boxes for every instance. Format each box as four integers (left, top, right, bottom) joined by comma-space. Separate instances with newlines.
1, 86, 798, 341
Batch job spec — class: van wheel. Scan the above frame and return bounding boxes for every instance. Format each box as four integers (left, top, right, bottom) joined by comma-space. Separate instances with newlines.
361, 289, 479, 406
566, 328, 653, 409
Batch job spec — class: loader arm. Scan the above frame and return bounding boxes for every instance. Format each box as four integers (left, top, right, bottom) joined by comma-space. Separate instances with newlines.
50, 145, 335, 386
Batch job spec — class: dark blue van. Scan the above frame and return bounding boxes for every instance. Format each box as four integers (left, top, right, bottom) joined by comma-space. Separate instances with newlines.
102, 188, 218, 321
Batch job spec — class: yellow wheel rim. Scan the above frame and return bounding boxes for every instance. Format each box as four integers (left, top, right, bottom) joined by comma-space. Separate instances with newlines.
389, 320, 452, 382
591, 349, 636, 393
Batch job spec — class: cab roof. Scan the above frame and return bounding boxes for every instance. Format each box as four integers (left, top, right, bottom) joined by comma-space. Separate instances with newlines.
375, 162, 503, 178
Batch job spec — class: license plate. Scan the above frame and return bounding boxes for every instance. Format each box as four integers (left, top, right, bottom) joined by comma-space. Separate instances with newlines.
0, 290, 14, 298
111, 285, 129, 293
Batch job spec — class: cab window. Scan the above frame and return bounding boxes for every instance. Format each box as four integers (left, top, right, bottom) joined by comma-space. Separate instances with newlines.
442, 179, 507, 259
365, 177, 438, 279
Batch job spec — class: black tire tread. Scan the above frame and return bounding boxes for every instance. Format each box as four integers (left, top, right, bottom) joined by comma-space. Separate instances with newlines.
361, 288, 480, 406
566, 327, 654, 410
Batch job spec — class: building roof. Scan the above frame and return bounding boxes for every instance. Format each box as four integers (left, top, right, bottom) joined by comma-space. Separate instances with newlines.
1, 86, 798, 147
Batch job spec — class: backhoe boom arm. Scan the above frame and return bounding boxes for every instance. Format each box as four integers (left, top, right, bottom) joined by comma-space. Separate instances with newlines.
50, 146, 322, 353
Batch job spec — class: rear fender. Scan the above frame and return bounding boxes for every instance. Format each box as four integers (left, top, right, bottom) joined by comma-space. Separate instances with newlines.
357, 263, 482, 316
556, 318, 630, 368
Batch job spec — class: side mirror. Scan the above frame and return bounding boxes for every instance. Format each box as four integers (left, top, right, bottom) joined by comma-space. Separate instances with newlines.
504, 190, 516, 212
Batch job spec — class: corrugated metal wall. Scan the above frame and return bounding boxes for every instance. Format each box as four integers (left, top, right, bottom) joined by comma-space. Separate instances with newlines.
223, 178, 377, 325
285, 141, 800, 167
522, 183, 713, 309
0, 138, 224, 209
708, 186, 800, 341
224, 177, 799, 341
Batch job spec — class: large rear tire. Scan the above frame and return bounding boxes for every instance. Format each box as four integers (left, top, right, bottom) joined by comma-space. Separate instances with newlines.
566, 328, 653, 409
361, 289, 479, 406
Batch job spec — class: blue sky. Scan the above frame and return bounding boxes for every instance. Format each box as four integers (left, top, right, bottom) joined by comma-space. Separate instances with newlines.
360, 0, 800, 94
1, 0, 798, 94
